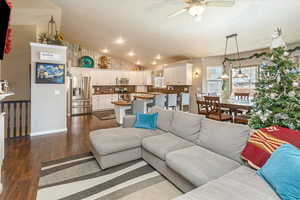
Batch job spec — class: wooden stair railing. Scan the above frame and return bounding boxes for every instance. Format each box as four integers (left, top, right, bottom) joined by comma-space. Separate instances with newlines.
0, 100, 31, 138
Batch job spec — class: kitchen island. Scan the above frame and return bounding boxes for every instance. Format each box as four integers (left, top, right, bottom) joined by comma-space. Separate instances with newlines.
111, 101, 133, 125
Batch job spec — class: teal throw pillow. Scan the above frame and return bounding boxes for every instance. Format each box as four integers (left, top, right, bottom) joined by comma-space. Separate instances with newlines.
133, 112, 158, 130
257, 144, 300, 200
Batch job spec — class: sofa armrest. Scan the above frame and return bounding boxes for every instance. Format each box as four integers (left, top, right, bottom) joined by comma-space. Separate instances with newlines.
123, 115, 136, 128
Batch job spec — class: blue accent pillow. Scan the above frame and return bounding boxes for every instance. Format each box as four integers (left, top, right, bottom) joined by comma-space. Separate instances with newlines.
133, 112, 158, 130
257, 144, 300, 200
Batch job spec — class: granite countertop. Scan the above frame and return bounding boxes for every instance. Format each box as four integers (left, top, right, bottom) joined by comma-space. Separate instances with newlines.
111, 101, 133, 106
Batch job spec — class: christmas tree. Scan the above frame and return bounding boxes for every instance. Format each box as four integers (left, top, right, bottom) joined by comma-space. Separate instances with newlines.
249, 47, 300, 130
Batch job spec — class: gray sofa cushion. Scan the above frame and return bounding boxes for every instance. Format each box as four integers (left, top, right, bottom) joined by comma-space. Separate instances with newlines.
169, 111, 203, 142
142, 133, 195, 160
90, 127, 166, 155
173, 166, 280, 200
166, 146, 240, 187
122, 115, 136, 128
150, 107, 174, 132
196, 118, 250, 163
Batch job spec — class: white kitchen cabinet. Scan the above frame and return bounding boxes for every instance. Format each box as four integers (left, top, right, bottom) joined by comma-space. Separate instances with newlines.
137, 71, 152, 85
134, 71, 144, 85
92, 94, 119, 111
164, 64, 192, 85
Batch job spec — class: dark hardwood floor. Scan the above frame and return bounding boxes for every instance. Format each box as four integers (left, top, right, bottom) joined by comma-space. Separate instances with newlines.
0, 115, 118, 200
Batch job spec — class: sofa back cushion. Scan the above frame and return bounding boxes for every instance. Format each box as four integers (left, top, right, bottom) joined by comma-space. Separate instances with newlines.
150, 107, 174, 132
170, 111, 203, 142
196, 118, 250, 163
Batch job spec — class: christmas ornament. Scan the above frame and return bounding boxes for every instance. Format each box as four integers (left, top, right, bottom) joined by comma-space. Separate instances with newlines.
270, 93, 277, 99
288, 91, 296, 97
292, 81, 299, 87
284, 51, 290, 56
271, 28, 287, 49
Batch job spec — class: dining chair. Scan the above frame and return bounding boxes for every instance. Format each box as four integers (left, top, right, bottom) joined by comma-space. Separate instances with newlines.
166, 93, 178, 110
204, 96, 232, 121
233, 114, 251, 125
234, 92, 250, 102
196, 98, 207, 116
232, 92, 251, 116
180, 93, 190, 112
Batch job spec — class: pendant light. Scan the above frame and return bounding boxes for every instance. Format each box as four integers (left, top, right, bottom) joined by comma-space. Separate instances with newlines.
220, 34, 232, 80
232, 34, 248, 78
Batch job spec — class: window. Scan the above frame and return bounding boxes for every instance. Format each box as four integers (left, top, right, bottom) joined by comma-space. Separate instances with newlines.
231, 66, 259, 96
206, 66, 223, 95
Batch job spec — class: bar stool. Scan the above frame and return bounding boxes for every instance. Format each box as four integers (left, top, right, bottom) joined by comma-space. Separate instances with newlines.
132, 99, 147, 114
154, 94, 167, 109
180, 93, 190, 112
166, 94, 178, 110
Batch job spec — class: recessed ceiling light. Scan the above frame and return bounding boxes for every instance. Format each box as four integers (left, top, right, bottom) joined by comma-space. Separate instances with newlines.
115, 37, 125, 44
128, 51, 135, 57
136, 60, 141, 65
156, 54, 161, 60
152, 61, 157, 65
102, 48, 109, 53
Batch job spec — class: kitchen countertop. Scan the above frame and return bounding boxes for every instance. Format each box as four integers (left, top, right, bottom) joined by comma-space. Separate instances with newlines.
111, 101, 133, 106
133, 94, 155, 99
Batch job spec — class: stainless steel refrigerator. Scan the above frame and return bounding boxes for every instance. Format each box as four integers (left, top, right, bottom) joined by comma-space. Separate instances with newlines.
68, 76, 92, 116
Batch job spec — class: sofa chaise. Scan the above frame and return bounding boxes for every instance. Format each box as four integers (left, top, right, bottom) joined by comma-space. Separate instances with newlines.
89, 107, 280, 200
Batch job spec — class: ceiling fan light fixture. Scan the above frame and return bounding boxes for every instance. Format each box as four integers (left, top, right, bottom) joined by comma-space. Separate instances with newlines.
188, 5, 205, 17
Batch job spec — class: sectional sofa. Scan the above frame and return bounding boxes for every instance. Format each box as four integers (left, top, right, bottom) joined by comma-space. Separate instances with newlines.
89, 107, 280, 200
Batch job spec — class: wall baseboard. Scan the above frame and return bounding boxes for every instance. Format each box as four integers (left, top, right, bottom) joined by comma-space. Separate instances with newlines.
30, 128, 68, 137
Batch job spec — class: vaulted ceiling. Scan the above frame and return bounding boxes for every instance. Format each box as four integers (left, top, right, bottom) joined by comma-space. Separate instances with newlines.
51, 0, 300, 67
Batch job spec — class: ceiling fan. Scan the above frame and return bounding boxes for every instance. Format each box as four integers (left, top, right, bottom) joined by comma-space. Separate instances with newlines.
168, 0, 235, 21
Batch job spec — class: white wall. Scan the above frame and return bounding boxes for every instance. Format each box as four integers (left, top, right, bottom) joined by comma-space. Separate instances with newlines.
30, 43, 67, 136
1, 25, 36, 101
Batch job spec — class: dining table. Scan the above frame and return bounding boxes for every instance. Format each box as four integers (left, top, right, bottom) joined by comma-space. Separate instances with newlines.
197, 98, 254, 111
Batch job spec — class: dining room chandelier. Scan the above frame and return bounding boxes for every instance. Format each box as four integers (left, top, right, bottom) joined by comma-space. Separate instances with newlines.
222, 33, 248, 79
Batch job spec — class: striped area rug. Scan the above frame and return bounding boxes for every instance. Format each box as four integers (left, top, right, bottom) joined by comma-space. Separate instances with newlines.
37, 153, 182, 200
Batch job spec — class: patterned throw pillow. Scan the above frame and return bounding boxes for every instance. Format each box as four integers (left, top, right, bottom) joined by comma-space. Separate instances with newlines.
241, 126, 300, 169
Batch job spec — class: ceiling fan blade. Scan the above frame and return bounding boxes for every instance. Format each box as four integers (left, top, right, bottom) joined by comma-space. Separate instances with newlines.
205, 0, 235, 7
168, 7, 189, 18
183, 0, 199, 3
